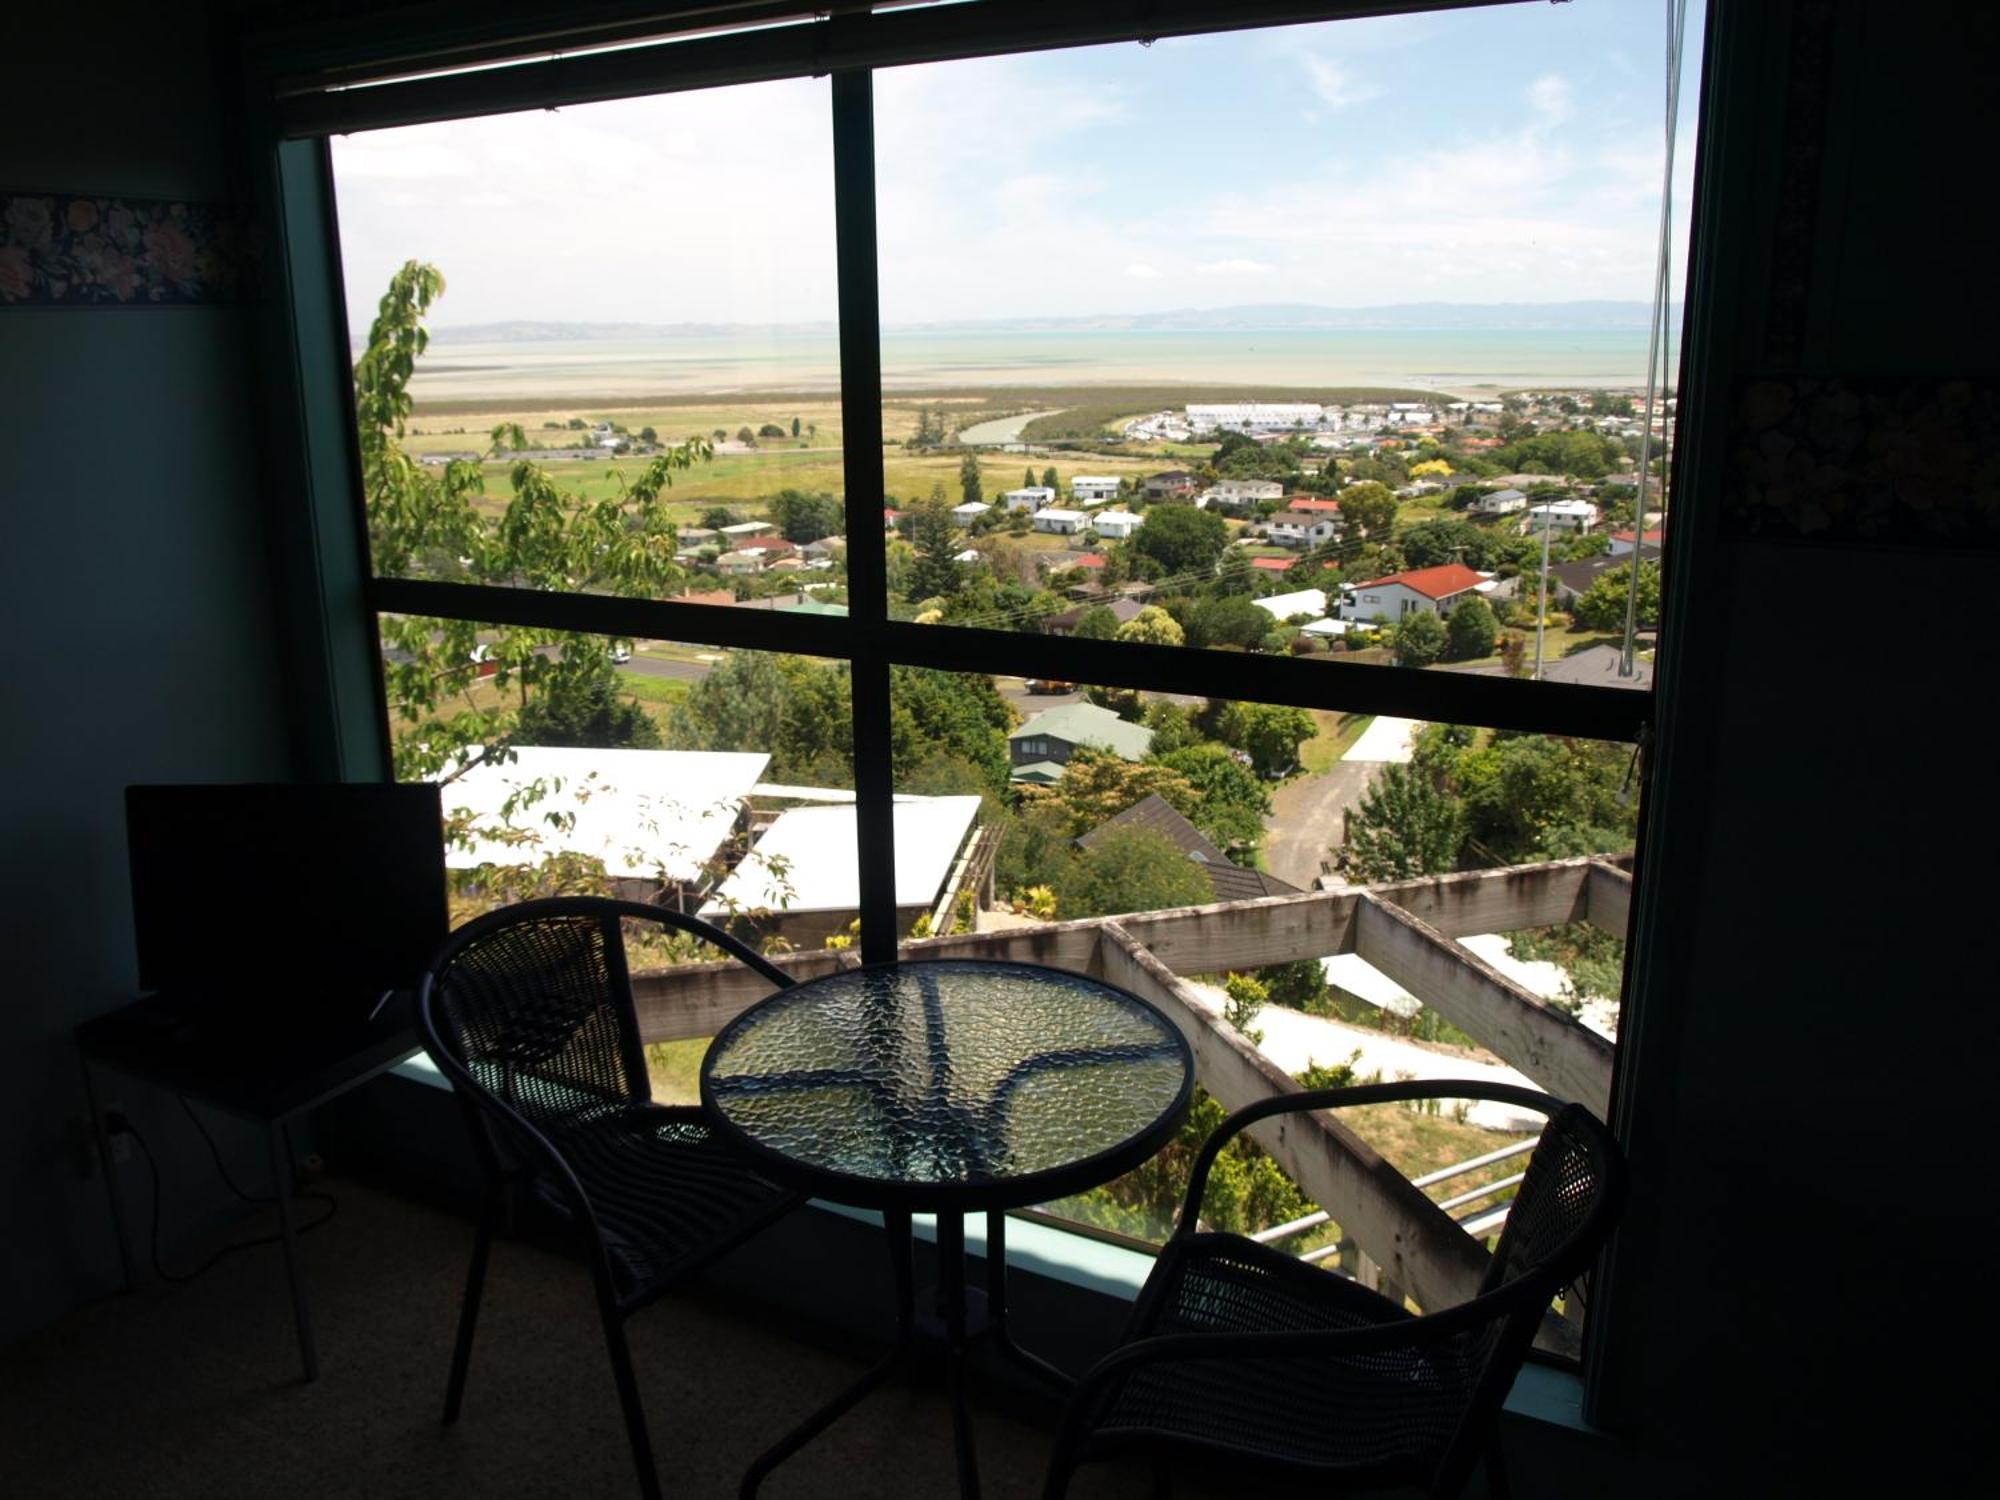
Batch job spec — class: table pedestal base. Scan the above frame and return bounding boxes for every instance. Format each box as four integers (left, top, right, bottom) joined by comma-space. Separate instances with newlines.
741, 1207, 1071, 1499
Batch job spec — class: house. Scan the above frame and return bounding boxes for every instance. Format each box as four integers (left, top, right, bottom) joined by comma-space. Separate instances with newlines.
1608, 526, 1666, 556
1475, 487, 1529, 515
1549, 545, 1663, 607
1339, 563, 1489, 622
1269, 502, 1342, 548
701, 794, 980, 948
949, 501, 989, 526
7, 8, 1984, 1497
1001, 486, 1054, 513
1248, 555, 1296, 576
719, 520, 776, 541
740, 537, 794, 559
1254, 588, 1329, 622
1077, 795, 1299, 902
1070, 553, 1108, 574
1069, 476, 1122, 505
1207, 478, 1285, 507
1032, 507, 1089, 535
678, 525, 721, 548
801, 535, 844, 560
1008, 701, 1154, 778
1042, 596, 1146, 635
1522, 499, 1600, 533
1092, 509, 1142, 540
675, 587, 738, 607
1141, 470, 1194, 499
715, 550, 765, 575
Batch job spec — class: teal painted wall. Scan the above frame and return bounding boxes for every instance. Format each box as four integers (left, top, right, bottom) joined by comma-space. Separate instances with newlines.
0, 3, 294, 1341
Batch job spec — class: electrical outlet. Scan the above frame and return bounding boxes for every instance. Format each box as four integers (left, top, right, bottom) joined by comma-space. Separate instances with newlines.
102, 1102, 132, 1165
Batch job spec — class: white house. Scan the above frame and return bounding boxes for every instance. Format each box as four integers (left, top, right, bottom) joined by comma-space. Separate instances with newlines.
1186, 402, 1325, 434
1254, 588, 1329, 621
1002, 486, 1054, 513
1340, 563, 1489, 623
1269, 517, 1340, 549
1033, 507, 1090, 535
715, 550, 765, 575
1093, 509, 1142, 540
1523, 499, 1600, 534
950, 501, 990, 526
719, 520, 776, 540
1476, 488, 1529, 515
1070, 476, 1122, 505
1210, 478, 1285, 505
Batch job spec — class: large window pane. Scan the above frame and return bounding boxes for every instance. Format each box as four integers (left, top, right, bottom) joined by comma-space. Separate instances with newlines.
331, 78, 848, 606
874, 2, 1696, 688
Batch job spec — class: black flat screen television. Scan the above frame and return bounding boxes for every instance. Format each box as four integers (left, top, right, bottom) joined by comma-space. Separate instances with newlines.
125, 783, 447, 1015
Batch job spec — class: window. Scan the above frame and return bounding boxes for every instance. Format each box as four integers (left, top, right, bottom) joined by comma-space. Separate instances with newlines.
269, 0, 1696, 1365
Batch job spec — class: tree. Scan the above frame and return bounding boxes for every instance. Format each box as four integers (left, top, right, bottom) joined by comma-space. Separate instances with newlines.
1070, 605, 1119, 639
1042, 465, 1060, 492
1336, 480, 1398, 542
1133, 505, 1228, 575
767, 488, 844, 543
1235, 703, 1316, 779
711, 427, 726, 442
1154, 743, 1270, 851
666, 652, 852, 785
1024, 749, 1201, 837
1400, 518, 1500, 570
888, 665, 1015, 798
1222, 972, 1269, 1043
791, 415, 801, 437
1059, 826, 1213, 919
1444, 595, 1499, 662
1569, 561, 1662, 630
1255, 957, 1328, 1013
1392, 609, 1447, 668
1454, 734, 1636, 861
958, 452, 984, 507
513, 657, 660, 750
639, 425, 658, 444
758, 422, 786, 438
1341, 762, 1466, 880
356, 260, 704, 788
700, 506, 738, 530
1115, 605, 1185, 646
1180, 593, 1268, 650
1024, 466, 1038, 490
905, 489, 963, 603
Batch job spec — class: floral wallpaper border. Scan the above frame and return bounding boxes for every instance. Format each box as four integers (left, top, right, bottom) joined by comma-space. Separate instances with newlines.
1, 190, 255, 307
1726, 377, 2000, 548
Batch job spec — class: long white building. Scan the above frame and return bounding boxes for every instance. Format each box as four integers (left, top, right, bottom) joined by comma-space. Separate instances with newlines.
1186, 402, 1330, 434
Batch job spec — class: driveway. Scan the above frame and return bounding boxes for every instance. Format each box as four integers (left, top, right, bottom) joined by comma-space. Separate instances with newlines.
1263, 718, 1422, 890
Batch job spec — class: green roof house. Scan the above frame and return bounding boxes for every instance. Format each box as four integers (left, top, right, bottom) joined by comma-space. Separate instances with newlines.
1007, 702, 1153, 777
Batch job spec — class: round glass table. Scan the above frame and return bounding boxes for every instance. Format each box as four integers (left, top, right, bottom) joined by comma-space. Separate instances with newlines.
700, 958, 1193, 1498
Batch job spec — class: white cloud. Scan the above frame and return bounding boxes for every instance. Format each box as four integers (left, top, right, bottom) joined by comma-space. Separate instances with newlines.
1300, 54, 1380, 111
1530, 73, 1574, 124
1198, 259, 1276, 275
1125, 263, 1160, 279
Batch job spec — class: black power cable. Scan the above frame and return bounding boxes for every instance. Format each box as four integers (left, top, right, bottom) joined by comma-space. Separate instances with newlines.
113, 1101, 336, 1286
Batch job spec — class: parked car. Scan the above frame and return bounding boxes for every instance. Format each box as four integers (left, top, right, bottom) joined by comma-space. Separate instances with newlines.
609, 643, 633, 664
1024, 678, 1076, 694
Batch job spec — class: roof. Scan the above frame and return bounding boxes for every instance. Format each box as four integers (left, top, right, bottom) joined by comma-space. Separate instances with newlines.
950, 501, 990, 515
1351, 563, 1487, 600
677, 588, 736, 606
1011, 761, 1067, 784
1046, 596, 1145, 630
443, 747, 770, 883
718, 521, 773, 536
1010, 701, 1154, 760
1071, 475, 1121, 486
1287, 497, 1342, 513
1550, 545, 1661, 598
1611, 528, 1666, 543
778, 599, 849, 616
1538, 643, 1654, 689
1074, 553, 1107, 569
1255, 588, 1329, 620
701, 795, 980, 916
1077, 795, 1299, 903
1036, 507, 1089, 523
1095, 510, 1142, 525
1249, 556, 1295, 572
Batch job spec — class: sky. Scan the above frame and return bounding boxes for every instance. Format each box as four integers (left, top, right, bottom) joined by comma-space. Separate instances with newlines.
330, 0, 1703, 332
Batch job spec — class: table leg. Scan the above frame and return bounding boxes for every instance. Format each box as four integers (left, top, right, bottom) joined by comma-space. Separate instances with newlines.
739, 1209, 917, 1499
937, 1211, 981, 1500
985, 1210, 1074, 1394
269, 1120, 319, 1383
77, 1054, 135, 1293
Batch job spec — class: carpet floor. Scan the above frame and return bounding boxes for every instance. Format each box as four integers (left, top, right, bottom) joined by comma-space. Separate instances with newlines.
1, 1179, 1200, 1499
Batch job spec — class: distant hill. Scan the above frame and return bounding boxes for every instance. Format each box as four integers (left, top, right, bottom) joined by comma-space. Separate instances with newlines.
423, 301, 1677, 343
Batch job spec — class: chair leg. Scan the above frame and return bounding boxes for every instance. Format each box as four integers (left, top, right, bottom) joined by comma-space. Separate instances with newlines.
443, 1192, 500, 1424
600, 1306, 662, 1500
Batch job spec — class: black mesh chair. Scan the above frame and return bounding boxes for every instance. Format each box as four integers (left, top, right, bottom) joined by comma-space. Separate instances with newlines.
1043, 1081, 1624, 1500
417, 897, 806, 1500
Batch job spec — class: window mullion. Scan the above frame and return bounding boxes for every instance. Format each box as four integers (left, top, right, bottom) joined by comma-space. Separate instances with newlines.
831, 63, 899, 964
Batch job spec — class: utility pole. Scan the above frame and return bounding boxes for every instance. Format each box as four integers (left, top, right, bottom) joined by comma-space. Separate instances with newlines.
1533, 500, 1554, 681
